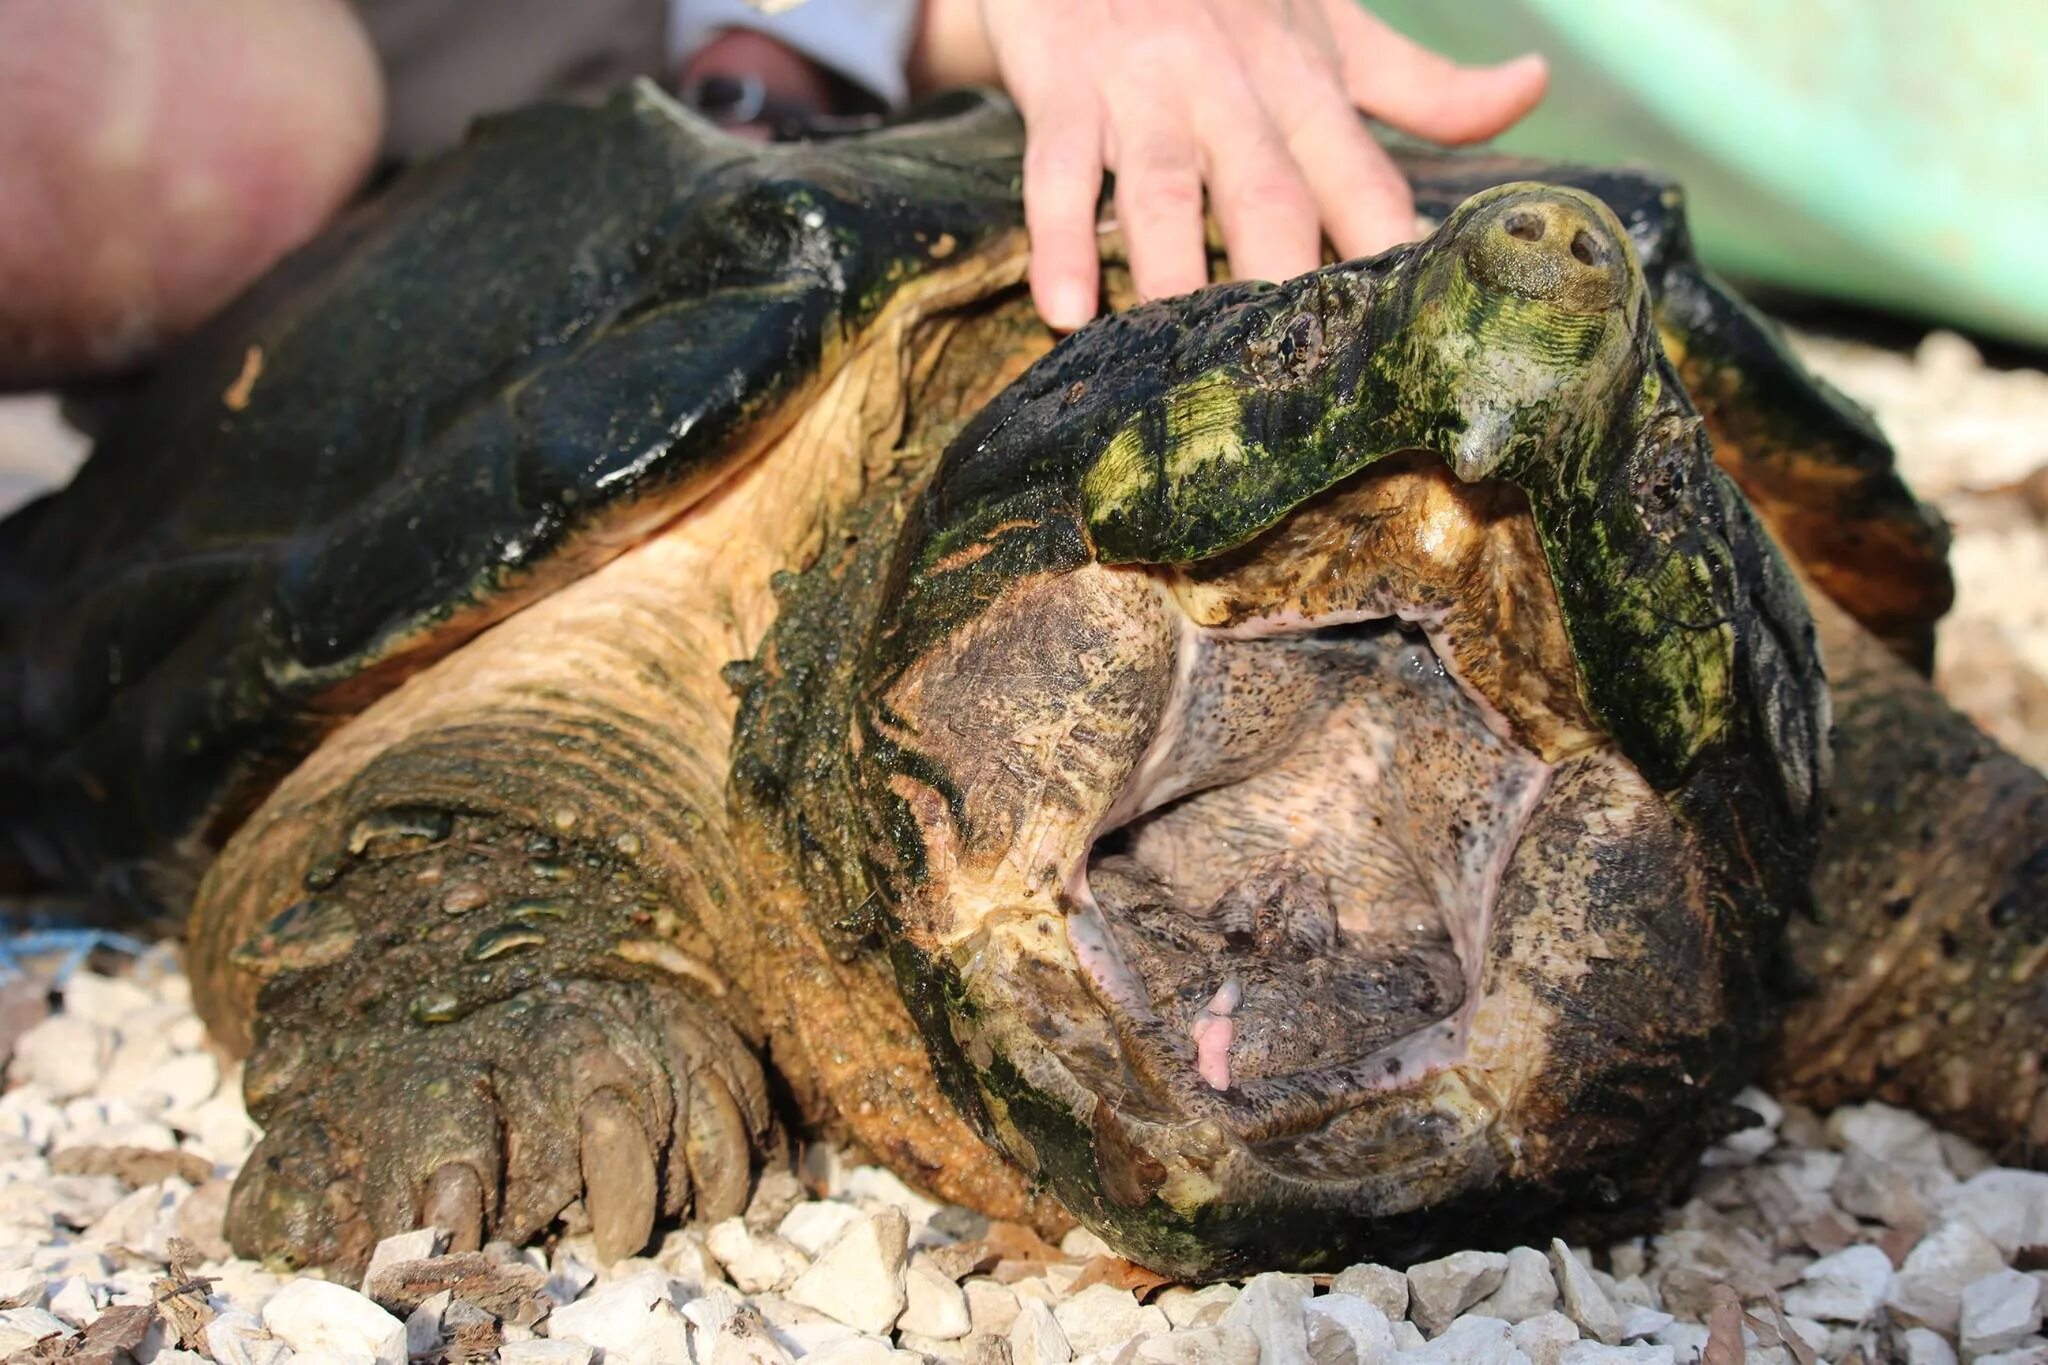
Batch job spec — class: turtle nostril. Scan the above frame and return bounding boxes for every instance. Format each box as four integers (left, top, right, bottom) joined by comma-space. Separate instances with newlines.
1569, 228, 1603, 267
1504, 211, 1545, 243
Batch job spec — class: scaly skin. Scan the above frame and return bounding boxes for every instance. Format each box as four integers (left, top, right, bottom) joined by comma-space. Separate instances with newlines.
1774, 587, 2048, 1159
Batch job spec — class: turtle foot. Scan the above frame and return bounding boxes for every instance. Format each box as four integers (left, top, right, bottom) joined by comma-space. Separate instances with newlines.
214, 803, 772, 1274
229, 973, 768, 1272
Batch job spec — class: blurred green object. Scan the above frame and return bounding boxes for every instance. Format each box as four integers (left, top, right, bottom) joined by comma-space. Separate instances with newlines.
1369, 0, 2048, 346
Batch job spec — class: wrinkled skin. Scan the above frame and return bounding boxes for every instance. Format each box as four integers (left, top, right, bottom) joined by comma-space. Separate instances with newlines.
2, 91, 2040, 1280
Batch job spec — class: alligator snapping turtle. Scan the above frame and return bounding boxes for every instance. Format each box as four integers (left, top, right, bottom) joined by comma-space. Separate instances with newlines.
2, 86, 2042, 1279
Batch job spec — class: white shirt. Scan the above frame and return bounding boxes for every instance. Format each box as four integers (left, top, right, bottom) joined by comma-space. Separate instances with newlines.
668, 0, 923, 109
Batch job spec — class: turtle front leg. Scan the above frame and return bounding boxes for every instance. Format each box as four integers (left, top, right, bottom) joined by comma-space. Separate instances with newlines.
1769, 588, 2047, 1160
187, 532, 783, 1273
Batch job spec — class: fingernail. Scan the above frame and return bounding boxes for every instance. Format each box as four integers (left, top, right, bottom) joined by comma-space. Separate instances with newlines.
1503, 52, 1549, 79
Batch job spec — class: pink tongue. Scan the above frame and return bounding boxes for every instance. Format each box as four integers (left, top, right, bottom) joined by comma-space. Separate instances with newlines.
1190, 980, 1242, 1090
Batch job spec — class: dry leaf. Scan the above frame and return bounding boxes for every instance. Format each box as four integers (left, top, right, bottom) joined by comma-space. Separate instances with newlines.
1068, 1256, 1174, 1301
1703, 1284, 1746, 1365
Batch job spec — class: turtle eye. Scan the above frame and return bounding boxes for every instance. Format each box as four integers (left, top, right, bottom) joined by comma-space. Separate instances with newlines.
1246, 310, 1324, 383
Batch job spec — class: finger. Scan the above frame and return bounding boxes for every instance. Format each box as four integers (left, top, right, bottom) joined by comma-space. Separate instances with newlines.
1019, 97, 1107, 330
1190, 86, 1320, 285
1105, 94, 1210, 302
1323, 1, 1549, 145
1287, 84, 1419, 258
1244, 31, 1419, 260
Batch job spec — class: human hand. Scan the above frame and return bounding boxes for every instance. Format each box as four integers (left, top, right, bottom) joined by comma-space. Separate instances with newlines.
912, 0, 1548, 330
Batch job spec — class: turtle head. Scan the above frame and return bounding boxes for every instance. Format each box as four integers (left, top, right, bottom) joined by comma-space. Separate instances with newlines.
797, 184, 1818, 1279
1400, 182, 1648, 483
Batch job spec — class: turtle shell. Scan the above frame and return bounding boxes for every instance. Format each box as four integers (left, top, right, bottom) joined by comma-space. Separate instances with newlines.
0, 92, 1951, 913
0, 83, 1030, 906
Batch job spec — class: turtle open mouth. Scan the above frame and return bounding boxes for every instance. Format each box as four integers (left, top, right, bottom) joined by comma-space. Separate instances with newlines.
876, 450, 1661, 1157
1073, 609, 1551, 1098
1048, 451, 1597, 1129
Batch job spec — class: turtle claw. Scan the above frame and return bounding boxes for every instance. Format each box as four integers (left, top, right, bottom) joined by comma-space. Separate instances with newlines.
226, 976, 769, 1273
581, 1090, 660, 1263
422, 1163, 487, 1253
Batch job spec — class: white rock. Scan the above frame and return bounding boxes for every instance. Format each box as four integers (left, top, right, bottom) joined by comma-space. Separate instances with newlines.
1943, 1171, 2048, 1259
1219, 1273, 1311, 1365
1649, 1323, 1706, 1361
82, 1177, 190, 1258
1550, 1242, 1621, 1346
1306, 1291, 1395, 1365
1060, 1227, 1115, 1260
779, 1202, 866, 1258
546, 1271, 681, 1358
1558, 1345, 1673, 1365
805, 1336, 926, 1365
1962, 1270, 2045, 1359
1782, 1244, 1891, 1323
1828, 1103, 1947, 1169
1889, 1217, 2010, 1332
1409, 1252, 1510, 1335
1834, 1143, 1930, 1228
178, 1092, 262, 1166
838, 1167, 945, 1225
655, 1227, 725, 1297
0, 1264, 43, 1309
1473, 1248, 1558, 1324
967, 1278, 1023, 1336
709, 1217, 813, 1294
47, 1274, 98, 1326
900, 1256, 973, 1340
205, 1308, 294, 1365
1011, 1299, 1073, 1365
1135, 1326, 1261, 1365
153, 1353, 213, 1365
358, 1226, 444, 1292
10, 1016, 109, 1100
711, 1302, 799, 1365
1903, 1328, 1959, 1365
501, 1342, 599, 1365
1392, 1322, 1427, 1351
1056, 1283, 1169, 1357
1617, 1308, 1671, 1343
1703, 1088, 1785, 1166
543, 1246, 601, 1307
261, 1277, 407, 1365
1598, 1274, 1655, 1312
207, 1260, 287, 1314
755, 1291, 860, 1355
1334, 1264, 1412, 1323
62, 972, 156, 1027
1974, 1346, 2048, 1365
1390, 1314, 1518, 1365
1510, 1312, 1580, 1365
404, 1289, 450, 1360
1157, 1284, 1240, 1330
786, 1209, 909, 1336
0, 1306, 74, 1355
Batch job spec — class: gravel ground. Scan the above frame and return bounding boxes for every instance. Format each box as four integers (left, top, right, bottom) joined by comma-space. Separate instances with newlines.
0, 330, 2044, 1365
1, 947, 2046, 1365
